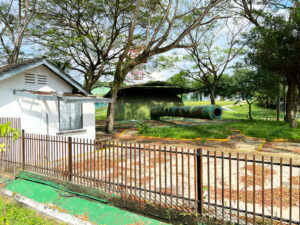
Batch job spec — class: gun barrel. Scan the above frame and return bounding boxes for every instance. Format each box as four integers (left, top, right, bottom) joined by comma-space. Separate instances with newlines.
150, 105, 223, 120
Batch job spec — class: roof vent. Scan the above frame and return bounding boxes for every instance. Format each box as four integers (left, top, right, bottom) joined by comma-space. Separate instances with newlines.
37, 75, 47, 85
24, 73, 36, 84
24, 73, 47, 85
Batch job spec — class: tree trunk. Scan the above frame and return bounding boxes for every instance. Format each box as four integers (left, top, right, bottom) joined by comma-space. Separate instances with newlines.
283, 81, 286, 118
291, 114, 298, 128
276, 95, 280, 121
83, 70, 99, 93
105, 59, 134, 133
8, 52, 18, 64
276, 81, 280, 121
291, 102, 298, 128
7, 45, 21, 64
105, 69, 125, 133
247, 101, 253, 120
105, 86, 119, 133
291, 91, 299, 128
84, 83, 93, 93
84, 80, 94, 93
285, 82, 297, 123
209, 87, 216, 105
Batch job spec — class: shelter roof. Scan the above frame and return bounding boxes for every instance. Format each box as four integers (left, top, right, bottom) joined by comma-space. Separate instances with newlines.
105, 81, 194, 97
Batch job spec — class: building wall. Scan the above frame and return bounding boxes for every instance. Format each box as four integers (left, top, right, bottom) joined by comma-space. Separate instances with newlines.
0, 65, 95, 139
115, 94, 183, 121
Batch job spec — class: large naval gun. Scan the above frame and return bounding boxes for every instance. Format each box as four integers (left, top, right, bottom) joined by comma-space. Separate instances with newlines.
150, 105, 223, 120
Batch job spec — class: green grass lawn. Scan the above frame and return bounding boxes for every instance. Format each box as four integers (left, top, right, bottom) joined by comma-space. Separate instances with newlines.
95, 101, 283, 121
138, 103, 300, 141
184, 100, 236, 106
184, 101, 282, 120
230, 120, 300, 141
0, 195, 63, 225
140, 123, 232, 139
140, 120, 300, 141
97, 100, 300, 141
223, 103, 280, 120
96, 107, 108, 120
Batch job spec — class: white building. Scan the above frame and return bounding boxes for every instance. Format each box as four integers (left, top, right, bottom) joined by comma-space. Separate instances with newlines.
0, 57, 112, 139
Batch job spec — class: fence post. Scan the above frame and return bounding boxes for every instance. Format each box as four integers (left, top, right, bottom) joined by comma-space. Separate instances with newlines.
68, 136, 72, 182
197, 148, 204, 215
22, 129, 25, 170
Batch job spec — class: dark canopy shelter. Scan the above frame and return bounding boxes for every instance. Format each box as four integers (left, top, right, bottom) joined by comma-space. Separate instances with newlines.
105, 81, 193, 120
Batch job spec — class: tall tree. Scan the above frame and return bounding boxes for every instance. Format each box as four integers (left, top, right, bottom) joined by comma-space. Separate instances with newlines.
105, 0, 228, 132
255, 70, 282, 121
167, 71, 190, 88
235, 0, 298, 124
234, 69, 258, 120
183, 19, 246, 104
234, 67, 282, 120
0, 0, 37, 64
33, 0, 132, 91
246, 3, 300, 127
32, 0, 229, 132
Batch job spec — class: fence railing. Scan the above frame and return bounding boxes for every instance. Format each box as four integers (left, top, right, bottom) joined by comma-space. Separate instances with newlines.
0, 125, 299, 224
202, 152, 300, 225
0, 117, 21, 169
1, 131, 201, 215
0, 117, 21, 129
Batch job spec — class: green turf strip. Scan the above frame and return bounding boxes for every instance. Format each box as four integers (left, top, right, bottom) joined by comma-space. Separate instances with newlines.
6, 179, 167, 225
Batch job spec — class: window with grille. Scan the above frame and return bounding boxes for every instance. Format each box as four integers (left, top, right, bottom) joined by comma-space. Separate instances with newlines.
59, 101, 83, 131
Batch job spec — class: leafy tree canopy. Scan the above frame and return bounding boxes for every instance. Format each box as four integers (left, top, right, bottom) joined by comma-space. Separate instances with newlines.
246, 3, 300, 88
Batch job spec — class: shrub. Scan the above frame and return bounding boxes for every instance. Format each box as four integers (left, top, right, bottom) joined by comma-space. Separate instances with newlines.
136, 121, 150, 134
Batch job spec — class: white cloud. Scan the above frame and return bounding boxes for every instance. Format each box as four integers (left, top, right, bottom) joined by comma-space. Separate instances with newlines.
148, 70, 174, 81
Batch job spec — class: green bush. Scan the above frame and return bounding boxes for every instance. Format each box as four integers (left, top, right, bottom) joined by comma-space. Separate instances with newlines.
136, 121, 151, 134
0, 122, 20, 140
0, 122, 20, 152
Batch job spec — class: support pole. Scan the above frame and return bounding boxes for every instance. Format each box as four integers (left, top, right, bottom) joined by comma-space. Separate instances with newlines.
68, 137, 72, 182
22, 129, 25, 170
197, 148, 204, 215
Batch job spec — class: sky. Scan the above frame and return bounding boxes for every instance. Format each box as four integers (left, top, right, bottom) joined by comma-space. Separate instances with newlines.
0, 0, 292, 86
142, 0, 292, 83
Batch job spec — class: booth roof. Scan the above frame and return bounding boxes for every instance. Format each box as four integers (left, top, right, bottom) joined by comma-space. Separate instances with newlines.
104, 81, 195, 97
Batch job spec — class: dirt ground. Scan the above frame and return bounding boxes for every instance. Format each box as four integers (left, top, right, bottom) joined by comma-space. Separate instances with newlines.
67, 140, 300, 224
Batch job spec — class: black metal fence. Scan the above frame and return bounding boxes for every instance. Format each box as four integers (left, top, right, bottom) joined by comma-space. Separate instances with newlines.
0, 117, 299, 224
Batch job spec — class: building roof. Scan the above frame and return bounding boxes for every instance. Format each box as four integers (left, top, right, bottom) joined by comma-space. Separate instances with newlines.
0, 57, 90, 95
13, 89, 114, 103
104, 81, 194, 97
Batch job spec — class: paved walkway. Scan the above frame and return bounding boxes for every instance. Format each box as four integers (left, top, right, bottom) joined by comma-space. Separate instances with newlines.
3, 178, 168, 225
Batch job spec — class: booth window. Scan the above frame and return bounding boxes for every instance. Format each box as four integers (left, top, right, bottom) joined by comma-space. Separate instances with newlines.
59, 101, 83, 131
